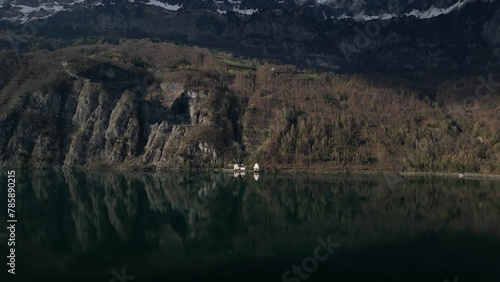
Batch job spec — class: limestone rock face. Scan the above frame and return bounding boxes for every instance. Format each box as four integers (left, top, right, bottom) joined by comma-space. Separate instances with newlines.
0, 72, 239, 169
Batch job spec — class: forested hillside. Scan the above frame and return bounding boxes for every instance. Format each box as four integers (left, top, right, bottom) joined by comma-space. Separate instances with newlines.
0, 39, 499, 173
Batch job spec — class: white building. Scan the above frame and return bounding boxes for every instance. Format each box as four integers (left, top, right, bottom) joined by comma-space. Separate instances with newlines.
253, 163, 260, 172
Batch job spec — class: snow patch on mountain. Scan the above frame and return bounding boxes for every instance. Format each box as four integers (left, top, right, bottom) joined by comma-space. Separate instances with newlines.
330, 0, 475, 21
232, 7, 258, 15
406, 0, 473, 19
7, 3, 66, 23
211, 0, 259, 15
0, 0, 478, 24
144, 0, 182, 11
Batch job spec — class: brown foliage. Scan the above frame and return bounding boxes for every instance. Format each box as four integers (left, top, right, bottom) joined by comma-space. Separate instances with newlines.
1, 39, 499, 172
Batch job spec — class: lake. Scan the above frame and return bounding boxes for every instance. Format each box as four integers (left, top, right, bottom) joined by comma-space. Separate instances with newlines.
1, 170, 500, 282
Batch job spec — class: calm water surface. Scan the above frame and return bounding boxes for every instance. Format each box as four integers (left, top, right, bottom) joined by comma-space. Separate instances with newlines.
1, 170, 500, 282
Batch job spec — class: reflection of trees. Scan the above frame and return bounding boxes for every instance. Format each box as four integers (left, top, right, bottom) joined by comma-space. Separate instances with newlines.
240, 175, 500, 252
2, 170, 500, 272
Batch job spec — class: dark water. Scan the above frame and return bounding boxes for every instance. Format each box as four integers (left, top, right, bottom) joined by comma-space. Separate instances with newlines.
1, 170, 500, 282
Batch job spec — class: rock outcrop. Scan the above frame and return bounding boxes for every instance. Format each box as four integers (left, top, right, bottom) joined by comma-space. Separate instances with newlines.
0, 64, 241, 169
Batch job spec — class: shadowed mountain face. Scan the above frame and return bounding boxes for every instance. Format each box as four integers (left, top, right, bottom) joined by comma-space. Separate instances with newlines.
1, 170, 500, 281
0, 0, 499, 79
0, 0, 484, 22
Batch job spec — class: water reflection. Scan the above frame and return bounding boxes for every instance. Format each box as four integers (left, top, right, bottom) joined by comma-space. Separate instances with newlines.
0, 170, 499, 281
254, 173, 259, 181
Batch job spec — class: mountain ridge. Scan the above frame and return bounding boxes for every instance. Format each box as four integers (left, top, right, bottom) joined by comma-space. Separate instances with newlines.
1, 0, 499, 79
0, 0, 482, 23
1, 0, 496, 80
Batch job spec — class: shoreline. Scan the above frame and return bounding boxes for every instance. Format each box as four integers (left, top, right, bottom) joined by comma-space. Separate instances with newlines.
217, 168, 500, 181
3, 167, 500, 181
283, 170, 500, 180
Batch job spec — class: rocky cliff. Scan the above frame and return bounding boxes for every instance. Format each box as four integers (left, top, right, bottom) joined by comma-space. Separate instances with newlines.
0, 74, 241, 169
0, 48, 244, 169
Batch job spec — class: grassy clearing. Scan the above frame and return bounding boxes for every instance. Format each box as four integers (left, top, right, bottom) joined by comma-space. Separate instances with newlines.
223, 58, 254, 69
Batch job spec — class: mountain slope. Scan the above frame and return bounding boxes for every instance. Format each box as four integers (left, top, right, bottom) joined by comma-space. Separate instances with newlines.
1, 40, 499, 172
1, 0, 499, 79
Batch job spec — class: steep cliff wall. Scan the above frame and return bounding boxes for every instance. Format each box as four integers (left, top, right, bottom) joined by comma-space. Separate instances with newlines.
0, 62, 242, 169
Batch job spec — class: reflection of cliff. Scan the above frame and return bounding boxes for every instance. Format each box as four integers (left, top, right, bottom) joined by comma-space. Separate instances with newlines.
2, 170, 500, 272
4, 170, 234, 252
